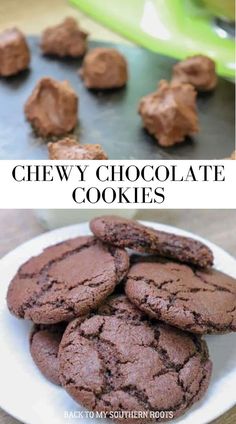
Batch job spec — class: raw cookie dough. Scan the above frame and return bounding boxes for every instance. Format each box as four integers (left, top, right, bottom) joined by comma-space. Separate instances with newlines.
80, 48, 128, 89
7, 236, 129, 324
30, 323, 66, 385
90, 216, 214, 268
125, 261, 236, 334
41, 17, 88, 58
172, 55, 218, 92
59, 295, 212, 423
0, 28, 30, 77
138, 80, 199, 147
24, 77, 78, 137
48, 138, 108, 160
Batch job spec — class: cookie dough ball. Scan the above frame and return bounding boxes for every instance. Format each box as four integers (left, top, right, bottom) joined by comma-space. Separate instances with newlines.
138, 80, 199, 147
80, 48, 128, 89
230, 151, 236, 160
48, 138, 108, 160
30, 323, 66, 385
41, 17, 88, 58
24, 77, 78, 137
172, 55, 218, 92
0, 27, 30, 77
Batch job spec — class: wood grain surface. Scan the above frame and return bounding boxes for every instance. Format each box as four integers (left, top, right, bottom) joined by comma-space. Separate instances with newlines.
0, 209, 235, 424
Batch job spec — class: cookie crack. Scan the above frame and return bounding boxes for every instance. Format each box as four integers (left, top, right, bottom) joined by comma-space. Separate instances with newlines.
133, 278, 235, 332
19, 238, 97, 279
193, 270, 234, 294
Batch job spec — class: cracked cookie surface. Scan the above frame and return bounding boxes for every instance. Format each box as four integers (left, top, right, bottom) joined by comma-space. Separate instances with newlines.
7, 236, 129, 324
30, 323, 66, 385
59, 295, 212, 423
125, 261, 236, 334
90, 216, 213, 268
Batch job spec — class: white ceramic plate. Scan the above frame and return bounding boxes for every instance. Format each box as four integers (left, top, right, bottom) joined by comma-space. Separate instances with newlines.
0, 221, 235, 424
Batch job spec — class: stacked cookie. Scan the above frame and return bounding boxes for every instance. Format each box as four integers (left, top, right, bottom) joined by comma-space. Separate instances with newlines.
6, 217, 236, 423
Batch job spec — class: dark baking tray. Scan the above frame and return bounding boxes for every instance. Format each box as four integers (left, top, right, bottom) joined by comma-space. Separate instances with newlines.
0, 37, 234, 159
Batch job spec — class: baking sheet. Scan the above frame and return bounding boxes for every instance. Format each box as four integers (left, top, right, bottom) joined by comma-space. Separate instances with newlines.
0, 37, 234, 159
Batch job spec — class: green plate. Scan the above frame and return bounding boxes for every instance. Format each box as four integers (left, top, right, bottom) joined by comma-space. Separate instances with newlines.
71, 0, 235, 79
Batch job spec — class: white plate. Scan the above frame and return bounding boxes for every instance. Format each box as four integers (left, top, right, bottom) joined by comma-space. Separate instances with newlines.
0, 221, 235, 424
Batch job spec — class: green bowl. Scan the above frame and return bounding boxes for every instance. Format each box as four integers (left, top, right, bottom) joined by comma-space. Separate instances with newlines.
202, 0, 235, 21
71, 0, 235, 78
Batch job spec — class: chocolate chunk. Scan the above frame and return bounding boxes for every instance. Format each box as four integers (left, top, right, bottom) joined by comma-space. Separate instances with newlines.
41, 17, 88, 58
172, 55, 218, 92
24, 77, 78, 137
0, 27, 30, 77
80, 48, 128, 89
30, 323, 66, 385
90, 216, 214, 268
7, 236, 129, 324
48, 138, 108, 159
125, 261, 236, 334
59, 295, 212, 423
138, 80, 199, 147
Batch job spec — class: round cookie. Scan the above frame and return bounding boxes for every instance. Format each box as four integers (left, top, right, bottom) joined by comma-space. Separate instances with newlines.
30, 323, 66, 385
125, 261, 236, 334
90, 216, 214, 268
59, 295, 212, 423
7, 236, 129, 324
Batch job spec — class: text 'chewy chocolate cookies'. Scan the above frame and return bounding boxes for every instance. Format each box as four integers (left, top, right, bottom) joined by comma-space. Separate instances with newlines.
125, 261, 236, 334
30, 323, 66, 386
90, 216, 214, 268
59, 295, 212, 423
7, 236, 129, 324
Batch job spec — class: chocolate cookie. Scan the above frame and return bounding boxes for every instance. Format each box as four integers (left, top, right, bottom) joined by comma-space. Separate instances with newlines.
48, 138, 108, 160
41, 17, 88, 58
7, 236, 129, 324
30, 323, 66, 385
172, 55, 218, 92
80, 48, 128, 90
90, 216, 213, 268
125, 261, 236, 334
59, 295, 212, 423
138, 80, 199, 147
24, 77, 78, 137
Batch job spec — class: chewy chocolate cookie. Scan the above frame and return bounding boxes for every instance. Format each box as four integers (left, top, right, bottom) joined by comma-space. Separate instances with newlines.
125, 261, 236, 334
90, 216, 213, 268
59, 295, 212, 423
7, 236, 129, 324
30, 323, 66, 385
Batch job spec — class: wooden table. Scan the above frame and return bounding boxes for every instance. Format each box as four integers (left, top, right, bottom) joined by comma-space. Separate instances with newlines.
0, 209, 235, 424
